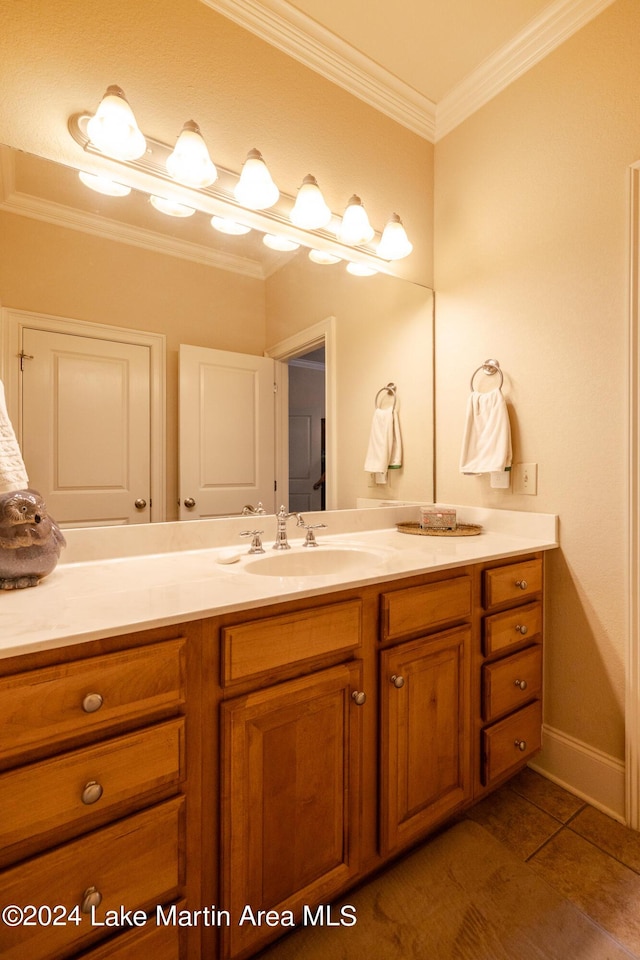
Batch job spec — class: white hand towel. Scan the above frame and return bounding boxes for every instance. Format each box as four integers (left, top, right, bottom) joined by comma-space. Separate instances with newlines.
365, 407, 402, 484
0, 379, 29, 493
459, 389, 512, 475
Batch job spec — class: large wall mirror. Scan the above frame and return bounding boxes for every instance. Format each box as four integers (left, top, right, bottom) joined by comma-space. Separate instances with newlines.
0, 144, 434, 527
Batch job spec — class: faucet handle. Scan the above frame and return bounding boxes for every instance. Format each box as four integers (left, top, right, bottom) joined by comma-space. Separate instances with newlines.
240, 529, 265, 554
300, 522, 328, 547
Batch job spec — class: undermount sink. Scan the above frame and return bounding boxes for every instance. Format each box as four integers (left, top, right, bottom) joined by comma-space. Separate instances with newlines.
243, 544, 391, 578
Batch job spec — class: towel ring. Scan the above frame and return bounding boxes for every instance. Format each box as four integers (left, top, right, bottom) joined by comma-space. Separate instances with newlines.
375, 383, 397, 411
470, 359, 503, 391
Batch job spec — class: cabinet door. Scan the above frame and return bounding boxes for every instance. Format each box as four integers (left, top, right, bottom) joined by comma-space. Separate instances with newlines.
380, 626, 471, 856
221, 661, 363, 959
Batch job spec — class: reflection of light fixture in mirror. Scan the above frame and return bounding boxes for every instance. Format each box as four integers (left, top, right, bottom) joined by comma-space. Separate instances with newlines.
377, 213, 413, 260
338, 195, 375, 245
86, 86, 146, 161
263, 234, 300, 252
149, 195, 195, 217
166, 120, 217, 188
234, 148, 279, 210
309, 249, 341, 265
346, 262, 378, 277
210, 216, 252, 235
290, 175, 332, 229
78, 170, 131, 197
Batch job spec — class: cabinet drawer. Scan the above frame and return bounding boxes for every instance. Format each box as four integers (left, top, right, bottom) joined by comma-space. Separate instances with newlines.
222, 600, 362, 684
0, 797, 184, 960
483, 602, 542, 656
483, 558, 542, 609
381, 576, 471, 642
0, 639, 185, 761
482, 646, 542, 723
78, 911, 185, 960
482, 700, 542, 786
0, 719, 185, 861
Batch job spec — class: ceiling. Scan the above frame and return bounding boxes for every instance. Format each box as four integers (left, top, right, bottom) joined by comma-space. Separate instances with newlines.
200, 0, 617, 140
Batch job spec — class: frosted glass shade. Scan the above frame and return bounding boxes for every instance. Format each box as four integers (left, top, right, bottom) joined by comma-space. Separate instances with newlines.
338, 195, 375, 245
263, 234, 300, 252
166, 120, 217, 188
377, 214, 413, 260
309, 249, 341, 264
346, 262, 378, 276
78, 171, 131, 197
290, 175, 332, 229
211, 217, 251, 235
149, 195, 195, 217
86, 86, 146, 161
234, 149, 279, 210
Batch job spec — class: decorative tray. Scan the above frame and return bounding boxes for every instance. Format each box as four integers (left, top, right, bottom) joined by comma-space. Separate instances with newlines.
396, 521, 482, 537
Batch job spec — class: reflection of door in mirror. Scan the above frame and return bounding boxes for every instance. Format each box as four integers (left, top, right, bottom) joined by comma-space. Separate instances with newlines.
21, 328, 152, 528
288, 347, 326, 513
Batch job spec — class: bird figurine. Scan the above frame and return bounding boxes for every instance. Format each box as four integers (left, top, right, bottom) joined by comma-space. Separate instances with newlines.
0, 489, 66, 589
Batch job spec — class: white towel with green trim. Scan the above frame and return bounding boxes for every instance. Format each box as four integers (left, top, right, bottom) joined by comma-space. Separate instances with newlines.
460, 389, 512, 475
365, 407, 402, 484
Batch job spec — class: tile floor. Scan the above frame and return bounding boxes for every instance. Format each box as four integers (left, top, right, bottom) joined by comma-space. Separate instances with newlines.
466, 768, 640, 957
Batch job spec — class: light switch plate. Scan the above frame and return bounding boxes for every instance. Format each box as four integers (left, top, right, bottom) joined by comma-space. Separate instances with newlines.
513, 462, 538, 495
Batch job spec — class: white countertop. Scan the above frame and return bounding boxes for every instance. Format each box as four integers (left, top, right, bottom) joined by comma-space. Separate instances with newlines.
0, 504, 558, 659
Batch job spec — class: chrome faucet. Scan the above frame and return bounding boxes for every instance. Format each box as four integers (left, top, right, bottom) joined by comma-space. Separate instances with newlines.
241, 502, 266, 516
297, 515, 328, 546
273, 505, 301, 550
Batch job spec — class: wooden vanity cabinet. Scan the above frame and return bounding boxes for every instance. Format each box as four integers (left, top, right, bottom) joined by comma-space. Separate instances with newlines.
0, 622, 203, 960
218, 598, 366, 960
475, 555, 544, 793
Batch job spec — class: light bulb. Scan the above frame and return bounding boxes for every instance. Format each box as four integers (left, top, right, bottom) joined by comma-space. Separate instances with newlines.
309, 249, 341, 265
149, 195, 195, 218
290, 175, 332, 230
78, 171, 131, 197
263, 234, 300, 252
211, 216, 251, 235
234, 148, 279, 210
376, 214, 413, 260
166, 120, 217, 188
86, 86, 146, 161
338, 195, 375, 245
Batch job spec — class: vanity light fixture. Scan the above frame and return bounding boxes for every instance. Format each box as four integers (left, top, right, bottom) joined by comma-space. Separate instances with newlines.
210, 216, 252, 235
85, 86, 146, 161
346, 261, 378, 277
149, 195, 196, 217
263, 234, 300, 252
78, 171, 131, 197
376, 213, 413, 260
234, 148, 279, 210
166, 120, 217, 188
290, 175, 332, 230
338, 195, 375, 246
308, 249, 341, 265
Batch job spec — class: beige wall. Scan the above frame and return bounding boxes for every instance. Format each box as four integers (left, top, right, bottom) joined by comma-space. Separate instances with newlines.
434, 0, 640, 766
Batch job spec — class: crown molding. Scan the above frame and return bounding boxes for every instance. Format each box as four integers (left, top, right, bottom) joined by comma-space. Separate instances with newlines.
200, 0, 616, 144
198, 0, 436, 141
435, 0, 618, 139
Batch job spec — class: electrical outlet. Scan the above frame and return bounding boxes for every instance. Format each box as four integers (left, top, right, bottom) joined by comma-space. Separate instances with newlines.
513, 462, 538, 495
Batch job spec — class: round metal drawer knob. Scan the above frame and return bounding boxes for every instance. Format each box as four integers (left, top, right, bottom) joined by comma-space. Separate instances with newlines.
81, 780, 104, 805
515, 624, 528, 635
351, 690, 367, 706
514, 679, 528, 691
82, 693, 104, 714
390, 674, 405, 688
81, 886, 102, 914
514, 739, 528, 752
515, 579, 528, 590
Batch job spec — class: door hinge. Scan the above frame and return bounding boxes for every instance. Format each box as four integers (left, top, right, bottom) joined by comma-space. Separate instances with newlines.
19, 351, 34, 372
274, 480, 277, 492
273, 381, 278, 393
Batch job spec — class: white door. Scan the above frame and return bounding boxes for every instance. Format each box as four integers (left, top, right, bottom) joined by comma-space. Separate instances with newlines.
179, 345, 276, 518
21, 328, 151, 526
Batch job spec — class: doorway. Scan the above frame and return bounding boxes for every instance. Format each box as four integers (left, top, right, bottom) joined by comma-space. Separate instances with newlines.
288, 346, 326, 512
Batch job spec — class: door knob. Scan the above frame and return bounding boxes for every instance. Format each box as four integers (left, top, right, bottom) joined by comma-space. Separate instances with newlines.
134, 498, 147, 510
183, 498, 196, 509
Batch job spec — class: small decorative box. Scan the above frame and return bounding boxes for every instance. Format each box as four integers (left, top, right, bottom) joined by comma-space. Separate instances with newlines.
419, 507, 457, 531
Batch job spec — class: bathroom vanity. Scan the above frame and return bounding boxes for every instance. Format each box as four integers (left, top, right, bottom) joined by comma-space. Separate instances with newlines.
0, 506, 556, 960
